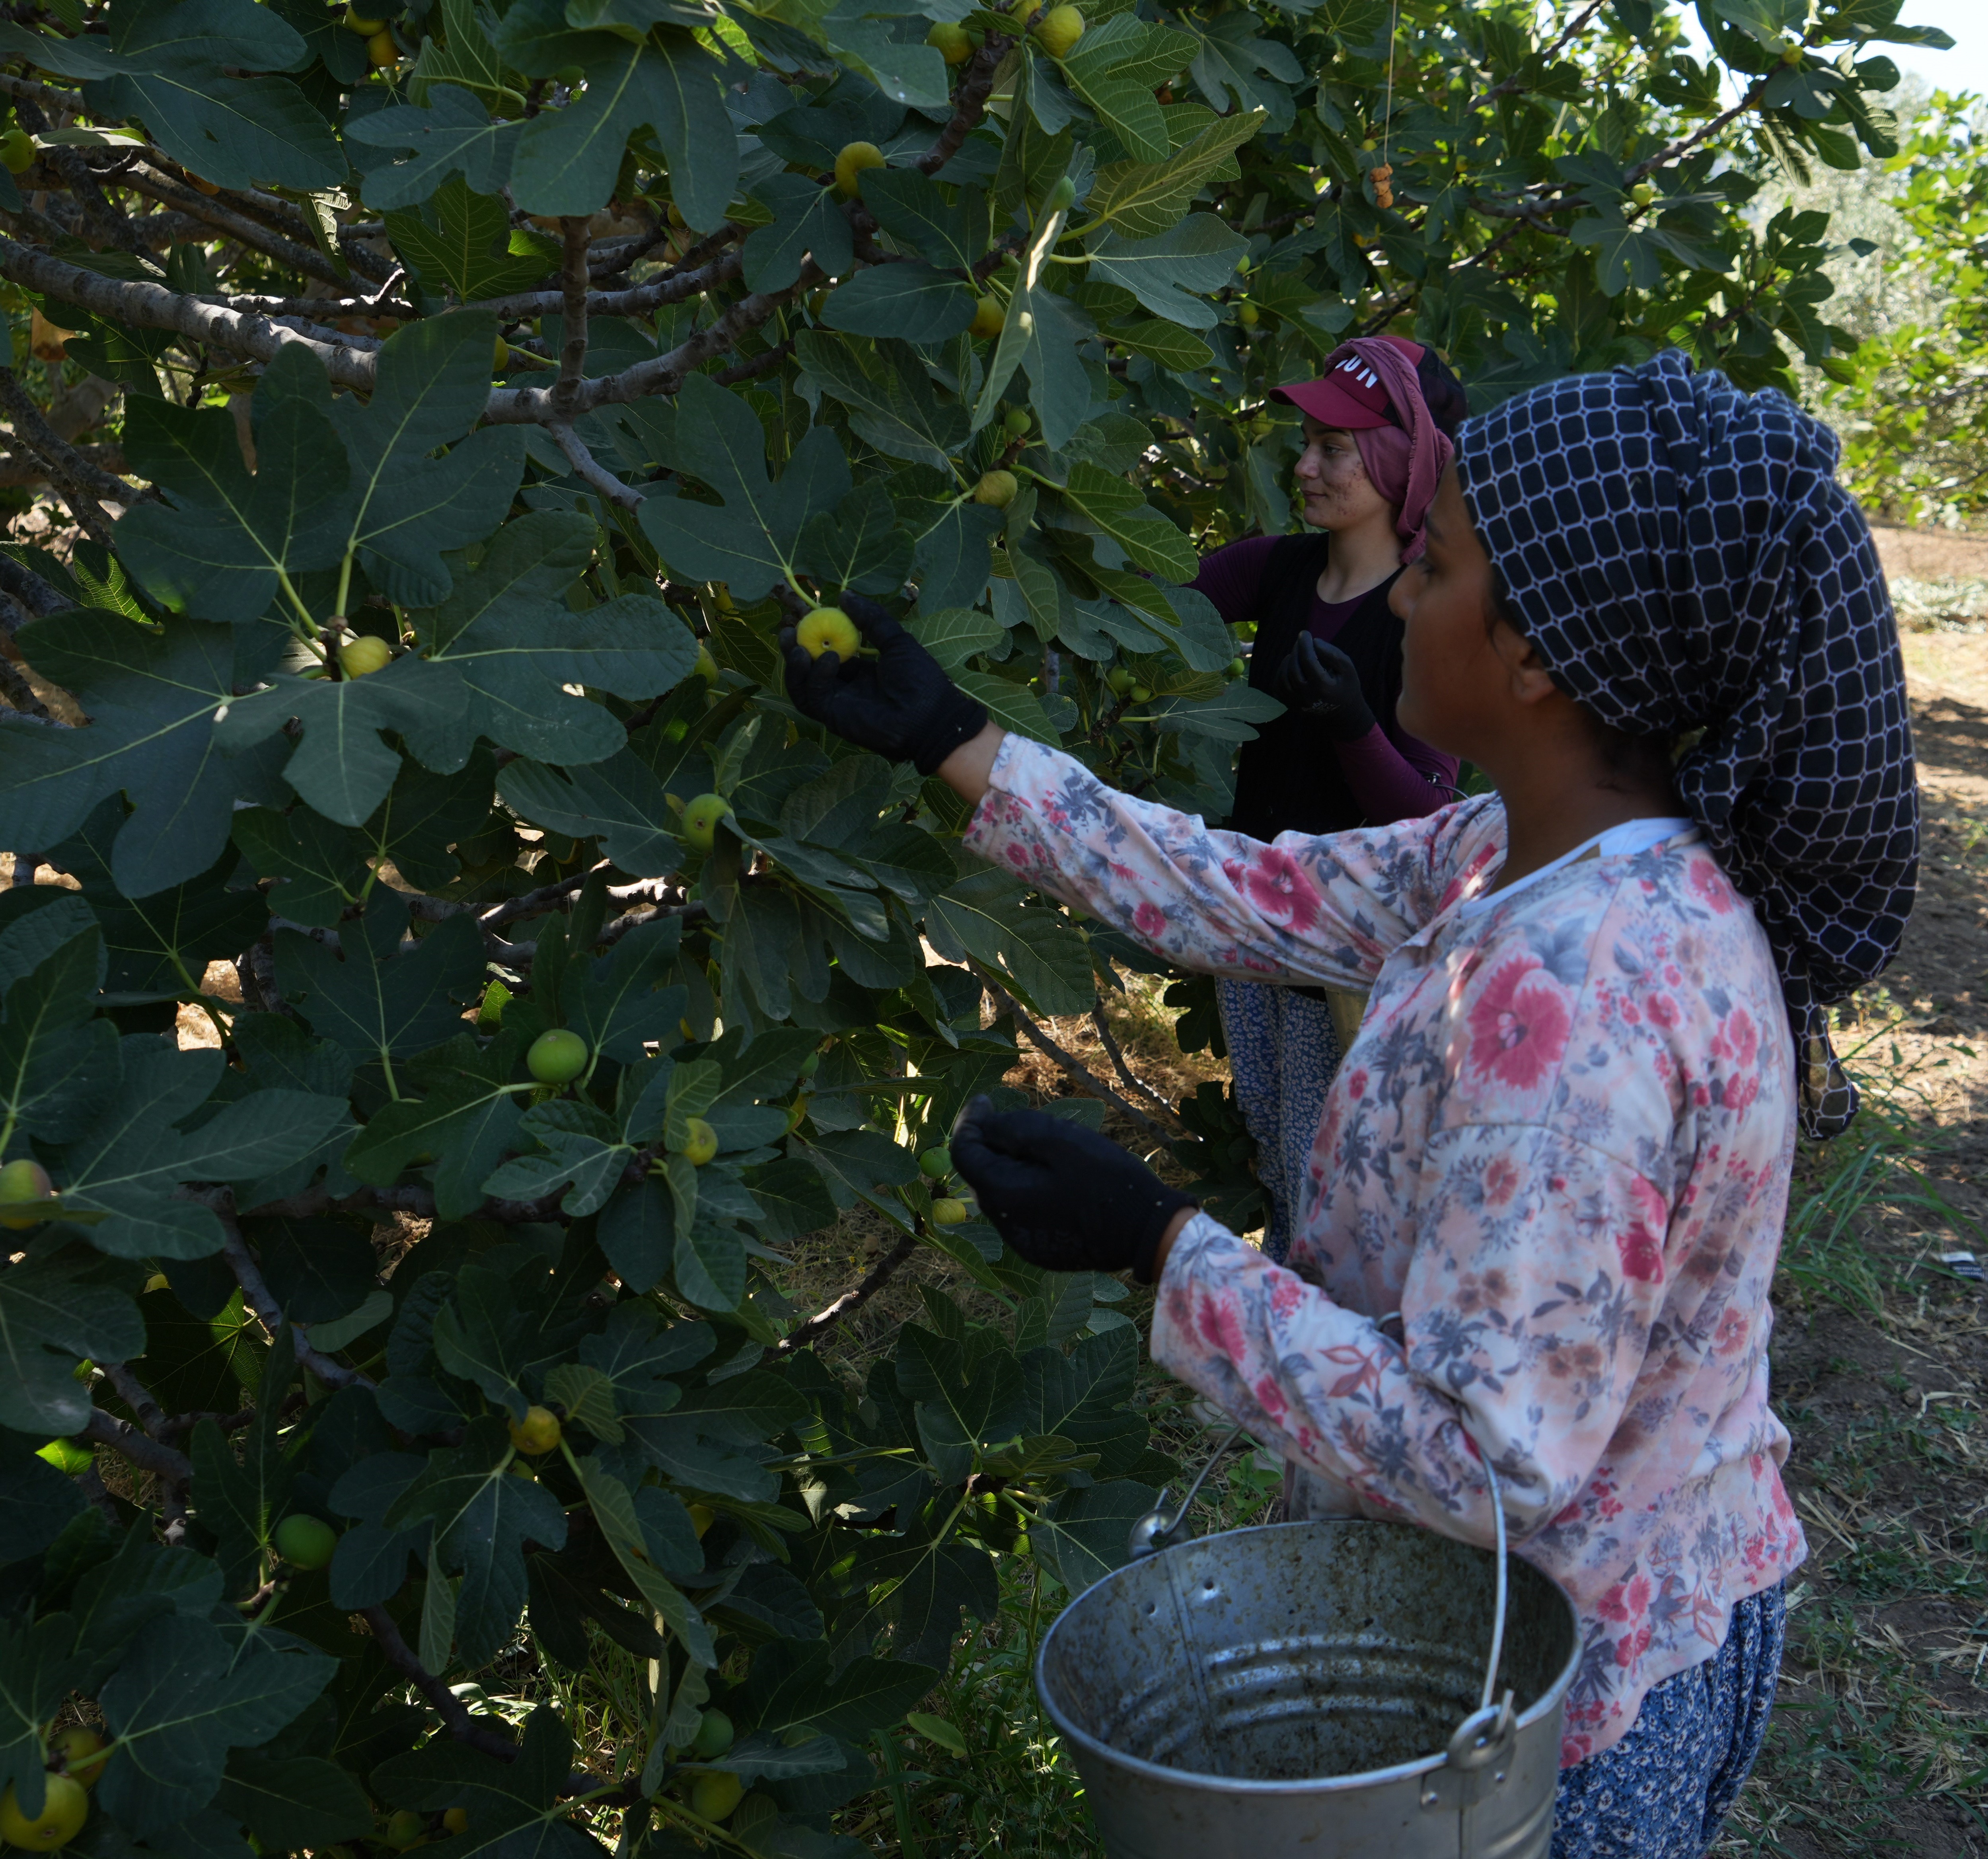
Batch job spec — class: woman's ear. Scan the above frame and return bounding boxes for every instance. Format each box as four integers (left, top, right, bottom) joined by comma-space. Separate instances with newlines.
1491, 619, 1562, 708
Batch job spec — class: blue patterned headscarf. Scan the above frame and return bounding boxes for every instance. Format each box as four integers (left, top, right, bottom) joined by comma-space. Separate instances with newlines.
1456, 350, 1918, 1138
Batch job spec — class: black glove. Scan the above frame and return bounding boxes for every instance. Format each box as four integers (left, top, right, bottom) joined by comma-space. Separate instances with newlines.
780, 594, 989, 776
1273, 632, 1376, 742
950, 1095, 1194, 1282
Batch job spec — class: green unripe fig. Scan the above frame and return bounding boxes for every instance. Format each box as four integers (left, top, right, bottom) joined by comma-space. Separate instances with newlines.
274, 1513, 337, 1570
796, 606, 861, 659
689, 1772, 744, 1822
1237, 302, 1260, 327
339, 633, 393, 677
508, 1406, 562, 1454
551, 63, 586, 84
343, 7, 385, 31
1034, 3, 1084, 57
969, 294, 1005, 340
693, 643, 720, 684
1227, 657, 1246, 678
1003, 407, 1032, 436
526, 1028, 589, 1085
681, 791, 728, 852
690, 1709, 735, 1760
0, 128, 36, 174
798, 1050, 821, 1079
1360, 136, 1376, 150
833, 140, 886, 197
383, 1808, 426, 1849
366, 26, 398, 65
1779, 41, 1802, 63
931, 1198, 969, 1225
973, 469, 1018, 508
1106, 667, 1134, 695
1129, 684, 1151, 703
927, 20, 973, 63
688, 1502, 716, 1537
493, 335, 509, 372
681, 1117, 718, 1166
1630, 182, 1654, 207
49, 1728, 107, 1790
0, 1157, 55, 1229
919, 1146, 952, 1179
1046, 174, 1076, 212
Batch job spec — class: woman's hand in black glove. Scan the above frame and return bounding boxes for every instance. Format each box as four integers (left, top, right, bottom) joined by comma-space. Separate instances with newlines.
780, 594, 990, 776
1273, 632, 1377, 742
949, 1095, 1194, 1282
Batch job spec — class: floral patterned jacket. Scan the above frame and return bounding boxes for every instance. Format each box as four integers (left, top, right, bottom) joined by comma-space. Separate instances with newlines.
965, 735, 1806, 1765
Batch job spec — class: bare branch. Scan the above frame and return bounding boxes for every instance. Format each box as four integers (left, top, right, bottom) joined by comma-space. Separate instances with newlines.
82, 1406, 194, 1485
776, 1233, 918, 1355
0, 548, 68, 618
101, 1361, 169, 1438
214, 1200, 379, 1390
466, 244, 743, 325
116, 165, 353, 287
0, 368, 119, 545
360, 1608, 526, 1761
968, 961, 1176, 1143
0, 233, 376, 389
549, 421, 644, 509
1089, 1006, 1185, 1133
917, 35, 1014, 175
0, 440, 127, 488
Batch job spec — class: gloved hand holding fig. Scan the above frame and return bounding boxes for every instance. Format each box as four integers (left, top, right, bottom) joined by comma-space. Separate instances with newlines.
949, 1095, 1194, 1282
779, 593, 989, 775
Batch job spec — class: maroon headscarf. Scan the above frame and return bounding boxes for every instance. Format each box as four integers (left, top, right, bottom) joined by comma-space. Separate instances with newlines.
1273, 335, 1463, 562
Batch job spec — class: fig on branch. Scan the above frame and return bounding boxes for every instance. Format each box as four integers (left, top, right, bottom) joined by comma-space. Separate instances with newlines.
969, 294, 1006, 340
274, 1514, 338, 1570
680, 791, 728, 852
366, 27, 397, 64
343, 7, 386, 30
339, 634, 393, 677
919, 1146, 952, 1179
796, 606, 861, 658
443, 1809, 469, 1834
690, 1772, 744, 1822
1045, 174, 1076, 212
972, 470, 1018, 508
927, 21, 973, 64
0, 1158, 56, 1229
0, 1776, 87, 1850
1034, 4, 1084, 57
48, 1730, 107, 1790
833, 140, 886, 197
680, 1117, 718, 1166
526, 1029, 590, 1084
690, 1709, 734, 1760
931, 1198, 969, 1225
1003, 407, 1033, 437
0, 128, 35, 174
508, 1407, 563, 1454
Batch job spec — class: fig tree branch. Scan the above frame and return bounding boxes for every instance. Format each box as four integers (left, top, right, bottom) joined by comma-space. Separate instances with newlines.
775, 1231, 919, 1356
968, 960, 1176, 1143
83, 1405, 194, 1485
212, 1199, 379, 1390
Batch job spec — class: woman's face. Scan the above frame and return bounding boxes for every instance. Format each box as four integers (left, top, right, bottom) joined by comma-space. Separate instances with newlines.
1390, 464, 1511, 754
1294, 417, 1393, 532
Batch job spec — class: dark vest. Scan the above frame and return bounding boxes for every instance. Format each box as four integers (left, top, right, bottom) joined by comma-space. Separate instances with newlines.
1225, 534, 1408, 841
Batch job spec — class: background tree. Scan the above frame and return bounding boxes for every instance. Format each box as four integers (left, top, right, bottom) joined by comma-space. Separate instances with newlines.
0, 0, 1943, 1852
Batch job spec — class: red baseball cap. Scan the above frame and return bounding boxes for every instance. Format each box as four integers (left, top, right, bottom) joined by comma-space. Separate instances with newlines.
1272, 335, 1469, 438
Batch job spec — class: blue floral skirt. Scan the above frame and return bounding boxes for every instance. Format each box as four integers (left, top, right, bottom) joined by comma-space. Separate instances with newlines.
1552, 1581, 1787, 1858
1215, 978, 1341, 1265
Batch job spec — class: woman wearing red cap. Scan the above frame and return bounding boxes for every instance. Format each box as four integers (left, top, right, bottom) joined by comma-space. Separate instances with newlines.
1196, 335, 1468, 1263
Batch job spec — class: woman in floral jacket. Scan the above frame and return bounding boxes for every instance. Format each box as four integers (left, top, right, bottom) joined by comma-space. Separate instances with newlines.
780, 353, 1919, 1857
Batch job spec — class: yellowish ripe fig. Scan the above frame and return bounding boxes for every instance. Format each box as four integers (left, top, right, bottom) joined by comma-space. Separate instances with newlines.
0, 1775, 87, 1849
689, 1771, 743, 1822
0, 128, 35, 173
681, 1117, 718, 1166
796, 606, 860, 659
343, 7, 386, 30
508, 1406, 562, 1454
832, 140, 886, 197
1034, 4, 1083, 57
969, 294, 1005, 340
927, 21, 973, 64
972, 470, 1017, 508
0, 1158, 55, 1228
367, 27, 397, 64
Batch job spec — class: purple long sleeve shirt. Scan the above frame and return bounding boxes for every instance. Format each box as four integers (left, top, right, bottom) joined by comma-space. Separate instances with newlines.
1191, 536, 1458, 826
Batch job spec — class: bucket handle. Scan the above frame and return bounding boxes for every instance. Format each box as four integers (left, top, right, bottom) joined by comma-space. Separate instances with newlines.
1129, 1422, 1513, 1717
1125, 1423, 1246, 1560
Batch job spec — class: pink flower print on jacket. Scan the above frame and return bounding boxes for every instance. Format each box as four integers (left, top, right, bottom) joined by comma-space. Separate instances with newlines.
1466, 954, 1574, 1091
963, 734, 1805, 1767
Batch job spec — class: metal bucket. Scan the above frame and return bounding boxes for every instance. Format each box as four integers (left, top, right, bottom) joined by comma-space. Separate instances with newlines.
1036, 1476, 1581, 1858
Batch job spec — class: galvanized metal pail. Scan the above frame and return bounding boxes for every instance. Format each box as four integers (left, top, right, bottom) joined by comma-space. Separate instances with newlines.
1036, 1515, 1581, 1859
